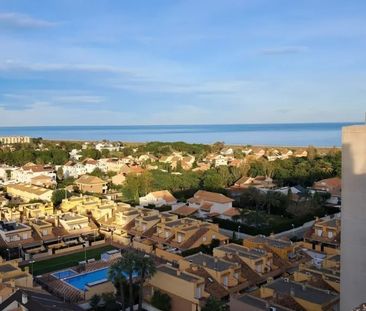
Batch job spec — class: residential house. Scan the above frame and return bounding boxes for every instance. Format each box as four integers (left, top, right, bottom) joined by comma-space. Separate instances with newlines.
60, 195, 100, 212
180, 253, 241, 289
82, 158, 99, 173
75, 175, 108, 194
187, 190, 237, 219
151, 218, 229, 251
0, 259, 33, 288
220, 147, 234, 156
0, 221, 33, 246
6, 184, 53, 202
294, 149, 308, 158
58, 213, 92, 234
30, 175, 56, 188
232, 176, 276, 189
312, 177, 341, 205
258, 278, 339, 311
230, 294, 293, 311
214, 243, 274, 274
139, 190, 177, 207
294, 262, 340, 293
11, 163, 56, 184
147, 264, 207, 311
243, 235, 296, 260
62, 161, 87, 178
304, 216, 341, 251
0, 288, 83, 311
21, 202, 54, 219
69, 149, 82, 161
214, 155, 228, 167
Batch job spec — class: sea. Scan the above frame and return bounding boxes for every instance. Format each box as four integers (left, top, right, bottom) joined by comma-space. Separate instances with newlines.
0, 123, 361, 147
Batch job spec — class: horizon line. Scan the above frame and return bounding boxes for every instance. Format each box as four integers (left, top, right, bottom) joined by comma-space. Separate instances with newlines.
0, 121, 363, 129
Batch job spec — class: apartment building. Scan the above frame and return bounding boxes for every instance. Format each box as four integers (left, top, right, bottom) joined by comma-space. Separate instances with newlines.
6, 184, 53, 202
0, 136, 30, 144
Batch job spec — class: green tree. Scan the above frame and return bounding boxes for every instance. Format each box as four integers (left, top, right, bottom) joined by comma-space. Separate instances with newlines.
151, 290, 171, 311
51, 189, 70, 207
135, 254, 156, 311
120, 251, 138, 311
108, 260, 126, 311
202, 296, 226, 311
89, 294, 101, 311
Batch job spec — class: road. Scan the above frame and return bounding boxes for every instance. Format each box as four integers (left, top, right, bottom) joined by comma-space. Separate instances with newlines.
273, 212, 341, 240
218, 212, 341, 241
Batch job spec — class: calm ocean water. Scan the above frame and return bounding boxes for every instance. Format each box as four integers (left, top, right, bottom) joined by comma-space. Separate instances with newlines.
0, 123, 360, 146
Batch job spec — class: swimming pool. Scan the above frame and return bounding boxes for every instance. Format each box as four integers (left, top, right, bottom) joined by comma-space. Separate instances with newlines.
52, 269, 77, 279
64, 267, 138, 291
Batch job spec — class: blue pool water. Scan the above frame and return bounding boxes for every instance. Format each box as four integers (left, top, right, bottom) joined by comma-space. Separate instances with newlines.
52, 269, 77, 279
64, 267, 137, 291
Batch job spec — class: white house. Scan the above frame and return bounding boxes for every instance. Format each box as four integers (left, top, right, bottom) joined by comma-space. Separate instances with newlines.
69, 149, 82, 161
82, 158, 99, 173
187, 190, 237, 219
139, 190, 177, 207
220, 147, 234, 156
11, 164, 56, 184
214, 155, 228, 167
62, 161, 87, 178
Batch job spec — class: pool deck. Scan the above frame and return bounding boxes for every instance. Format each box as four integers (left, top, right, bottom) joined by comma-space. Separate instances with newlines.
37, 258, 120, 303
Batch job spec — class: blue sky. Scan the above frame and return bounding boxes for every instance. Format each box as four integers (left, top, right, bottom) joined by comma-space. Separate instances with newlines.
0, 0, 365, 126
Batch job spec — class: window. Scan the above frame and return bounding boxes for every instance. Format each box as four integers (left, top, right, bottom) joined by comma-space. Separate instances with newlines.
195, 286, 201, 298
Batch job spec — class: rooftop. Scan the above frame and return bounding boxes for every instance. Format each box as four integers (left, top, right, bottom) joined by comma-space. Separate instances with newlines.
158, 265, 202, 283
265, 278, 338, 305
186, 253, 235, 272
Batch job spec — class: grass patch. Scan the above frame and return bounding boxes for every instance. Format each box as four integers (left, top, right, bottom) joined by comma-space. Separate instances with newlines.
27, 245, 116, 276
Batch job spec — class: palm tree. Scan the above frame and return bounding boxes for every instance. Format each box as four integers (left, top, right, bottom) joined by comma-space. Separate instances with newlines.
263, 191, 281, 214
136, 254, 157, 311
108, 260, 126, 311
120, 251, 138, 311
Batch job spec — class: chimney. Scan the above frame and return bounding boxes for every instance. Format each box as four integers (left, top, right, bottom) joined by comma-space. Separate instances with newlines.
22, 292, 28, 305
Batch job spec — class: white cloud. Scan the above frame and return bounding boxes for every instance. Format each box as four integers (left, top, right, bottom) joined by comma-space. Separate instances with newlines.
260, 46, 308, 55
52, 95, 105, 104
0, 60, 137, 75
0, 12, 56, 28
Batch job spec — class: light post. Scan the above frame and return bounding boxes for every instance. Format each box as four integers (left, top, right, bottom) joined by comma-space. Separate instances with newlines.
29, 259, 35, 277
6, 248, 10, 261
238, 225, 241, 239
83, 242, 87, 271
